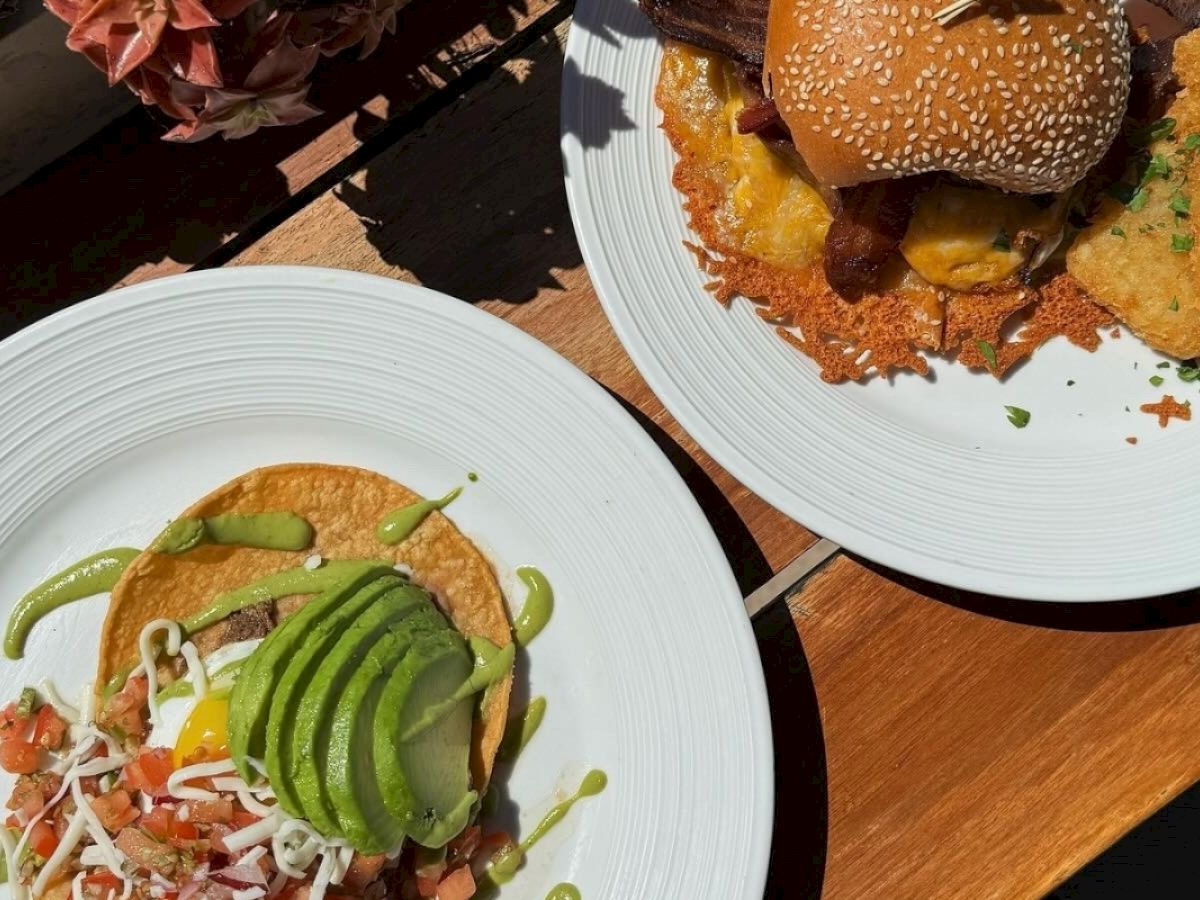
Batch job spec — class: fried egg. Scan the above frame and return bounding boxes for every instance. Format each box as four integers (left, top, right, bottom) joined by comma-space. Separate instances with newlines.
148, 639, 261, 765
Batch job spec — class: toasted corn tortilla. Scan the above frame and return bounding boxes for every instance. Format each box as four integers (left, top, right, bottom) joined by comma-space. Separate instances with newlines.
98, 463, 512, 789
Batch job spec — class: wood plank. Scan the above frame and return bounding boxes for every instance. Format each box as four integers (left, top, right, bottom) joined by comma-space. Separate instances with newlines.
230, 19, 1200, 898
0, 0, 566, 335
786, 554, 1200, 900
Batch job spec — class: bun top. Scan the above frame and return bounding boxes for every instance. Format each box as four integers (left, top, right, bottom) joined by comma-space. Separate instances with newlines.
764, 0, 1129, 193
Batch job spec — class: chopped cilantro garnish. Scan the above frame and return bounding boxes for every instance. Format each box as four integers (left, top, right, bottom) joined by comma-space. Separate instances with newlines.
1151, 375, 1165, 386
1067, 39, 1084, 54
1170, 297, 1180, 311
1172, 233, 1195, 252
1067, 379, 1076, 386
977, 339, 998, 368
15, 687, 36, 718
1178, 365, 1200, 382
1130, 117, 1177, 147
1111, 226, 1126, 238
1128, 188, 1150, 212
1187, 134, 1200, 151
1144, 153, 1173, 182
1005, 406, 1031, 429
1170, 193, 1192, 216
1157, 361, 1172, 368
992, 229, 1012, 252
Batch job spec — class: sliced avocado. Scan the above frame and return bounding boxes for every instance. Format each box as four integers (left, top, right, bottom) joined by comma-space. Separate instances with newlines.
323, 605, 448, 852
374, 628, 477, 848
263, 574, 417, 816
227, 564, 395, 782
286, 582, 439, 837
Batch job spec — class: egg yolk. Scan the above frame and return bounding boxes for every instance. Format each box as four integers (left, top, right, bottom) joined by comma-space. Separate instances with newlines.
173, 696, 230, 768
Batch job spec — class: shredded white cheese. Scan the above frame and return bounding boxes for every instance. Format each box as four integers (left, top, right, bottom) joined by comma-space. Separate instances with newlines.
236, 788, 277, 818
138, 618, 183, 724
222, 811, 283, 853
31, 812, 88, 897
179, 641, 207, 700
0, 822, 28, 900
232, 889, 267, 900
70, 778, 128, 880
167, 757, 237, 801
240, 846, 269, 868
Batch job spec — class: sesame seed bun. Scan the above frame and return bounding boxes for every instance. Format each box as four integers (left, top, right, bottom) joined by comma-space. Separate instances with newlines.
765, 0, 1130, 193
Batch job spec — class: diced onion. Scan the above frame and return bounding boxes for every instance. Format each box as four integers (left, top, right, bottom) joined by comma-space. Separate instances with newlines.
232, 889, 267, 900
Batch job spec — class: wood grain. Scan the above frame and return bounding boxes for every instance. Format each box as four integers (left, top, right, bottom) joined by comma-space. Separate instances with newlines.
0, 0, 566, 332
230, 21, 1200, 899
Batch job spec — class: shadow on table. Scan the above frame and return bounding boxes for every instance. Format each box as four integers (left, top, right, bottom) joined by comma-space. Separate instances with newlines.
0, 0, 552, 335
608, 391, 828, 896
856, 556, 1200, 632
334, 19, 635, 303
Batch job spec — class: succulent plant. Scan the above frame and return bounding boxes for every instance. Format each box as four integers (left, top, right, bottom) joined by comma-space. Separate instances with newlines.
44, 0, 410, 140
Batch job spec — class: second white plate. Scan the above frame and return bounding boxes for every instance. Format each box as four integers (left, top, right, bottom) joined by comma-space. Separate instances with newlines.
562, 0, 1200, 601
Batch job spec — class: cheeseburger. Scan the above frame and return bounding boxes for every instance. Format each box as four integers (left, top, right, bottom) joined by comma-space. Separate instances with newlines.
642, 0, 1200, 381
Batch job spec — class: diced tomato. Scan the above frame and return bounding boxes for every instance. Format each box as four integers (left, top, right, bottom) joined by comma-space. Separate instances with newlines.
141, 806, 173, 841
415, 876, 440, 899
0, 702, 29, 739
121, 747, 173, 795
31, 706, 66, 750
186, 798, 233, 824
115, 827, 183, 876
90, 789, 140, 832
435, 866, 476, 900
0, 739, 39, 774
231, 810, 261, 829
447, 826, 481, 863
29, 820, 59, 858
343, 853, 388, 891
81, 873, 120, 897
101, 677, 148, 741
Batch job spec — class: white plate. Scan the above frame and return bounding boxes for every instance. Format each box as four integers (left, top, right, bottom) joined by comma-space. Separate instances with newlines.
562, 0, 1200, 601
0, 267, 772, 899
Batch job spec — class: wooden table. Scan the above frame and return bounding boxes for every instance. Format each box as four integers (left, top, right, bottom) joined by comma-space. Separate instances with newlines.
5, 2, 1200, 896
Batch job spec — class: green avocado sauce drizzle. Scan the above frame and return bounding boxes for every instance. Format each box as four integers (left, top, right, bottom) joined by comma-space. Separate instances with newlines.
546, 885, 581, 900
181, 559, 389, 634
153, 512, 314, 554
376, 488, 462, 545
497, 696, 547, 763
3, 548, 140, 660
482, 770, 608, 888
513, 566, 553, 647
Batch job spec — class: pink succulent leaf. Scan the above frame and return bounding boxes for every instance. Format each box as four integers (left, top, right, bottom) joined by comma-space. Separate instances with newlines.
159, 25, 222, 86
43, 0, 81, 25
105, 19, 162, 83
204, 0, 255, 19
124, 64, 196, 119
166, 0, 218, 30
161, 80, 320, 142
243, 37, 318, 92
167, 72, 210, 107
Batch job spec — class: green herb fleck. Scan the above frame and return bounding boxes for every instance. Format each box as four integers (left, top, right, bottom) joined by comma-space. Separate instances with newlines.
1151, 375, 1165, 386
1128, 187, 1150, 212
1067, 379, 1076, 386
977, 339, 998, 369
15, 687, 36, 719
1067, 39, 1084, 54
1187, 134, 1200, 151
1131, 117, 1177, 147
1170, 297, 1181, 311
1178, 365, 1200, 382
1111, 226, 1126, 238
992, 229, 1012, 252
1170, 193, 1192, 216
1158, 361, 1172, 368
1005, 406, 1031, 429
1172, 233, 1195, 252
1144, 153, 1173, 182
